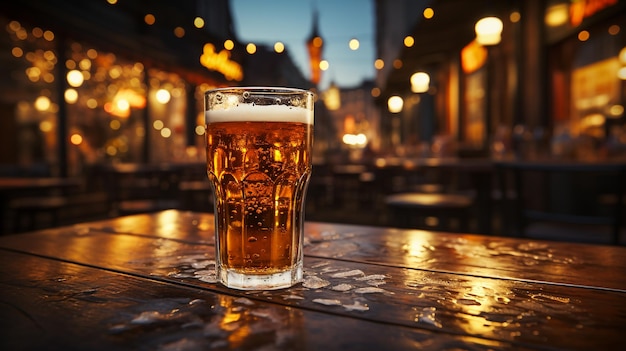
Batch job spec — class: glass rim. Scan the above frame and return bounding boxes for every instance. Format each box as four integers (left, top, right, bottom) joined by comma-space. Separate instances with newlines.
204, 86, 314, 97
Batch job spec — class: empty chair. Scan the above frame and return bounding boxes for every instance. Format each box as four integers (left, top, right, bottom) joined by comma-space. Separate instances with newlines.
100, 163, 182, 216
495, 160, 626, 245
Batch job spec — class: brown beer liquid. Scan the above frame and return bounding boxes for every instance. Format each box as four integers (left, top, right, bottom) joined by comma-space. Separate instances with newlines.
206, 120, 312, 274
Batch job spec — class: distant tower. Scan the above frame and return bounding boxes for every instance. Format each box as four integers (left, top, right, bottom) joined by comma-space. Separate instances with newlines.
306, 8, 324, 85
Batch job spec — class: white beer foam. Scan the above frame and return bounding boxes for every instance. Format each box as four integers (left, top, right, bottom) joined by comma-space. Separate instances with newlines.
206, 103, 313, 125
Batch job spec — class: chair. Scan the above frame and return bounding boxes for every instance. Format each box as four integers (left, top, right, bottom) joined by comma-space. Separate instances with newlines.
495, 161, 626, 245
9, 195, 68, 232
101, 163, 182, 216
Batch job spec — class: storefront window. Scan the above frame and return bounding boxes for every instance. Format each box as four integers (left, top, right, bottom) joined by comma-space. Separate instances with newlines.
546, 5, 626, 159
66, 41, 147, 172
2, 12, 232, 175
548, 4, 625, 147
147, 68, 188, 163
1, 16, 59, 175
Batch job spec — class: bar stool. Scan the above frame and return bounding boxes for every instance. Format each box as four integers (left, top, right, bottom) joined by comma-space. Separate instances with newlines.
385, 192, 473, 232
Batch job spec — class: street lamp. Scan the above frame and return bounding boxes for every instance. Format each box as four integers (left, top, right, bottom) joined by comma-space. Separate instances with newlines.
388, 96, 404, 113
410, 72, 430, 93
475, 16, 503, 46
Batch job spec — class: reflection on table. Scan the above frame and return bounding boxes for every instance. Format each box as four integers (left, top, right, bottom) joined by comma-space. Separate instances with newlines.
1, 210, 625, 350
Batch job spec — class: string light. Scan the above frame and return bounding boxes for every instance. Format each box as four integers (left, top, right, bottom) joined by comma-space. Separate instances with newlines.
319, 60, 329, 71
35, 96, 51, 111
374, 59, 384, 70
404, 36, 414, 47
578, 30, 590, 41
274, 41, 285, 53
174, 27, 185, 38
64, 88, 78, 104
194, 17, 205, 28
349, 38, 360, 50
423, 8, 434, 19
144, 14, 156, 25
67, 69, 84, 87
246, 43, 256, 54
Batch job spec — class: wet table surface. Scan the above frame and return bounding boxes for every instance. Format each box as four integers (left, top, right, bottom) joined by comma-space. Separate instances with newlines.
1, 210, 625, 350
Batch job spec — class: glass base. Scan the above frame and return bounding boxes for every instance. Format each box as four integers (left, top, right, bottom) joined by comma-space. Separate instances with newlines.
218, 262, 303, 290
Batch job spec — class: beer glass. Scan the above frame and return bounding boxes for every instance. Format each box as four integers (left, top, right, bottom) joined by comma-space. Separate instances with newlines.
204, 87, 314, 290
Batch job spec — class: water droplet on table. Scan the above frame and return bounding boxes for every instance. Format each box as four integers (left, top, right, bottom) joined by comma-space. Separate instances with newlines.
330, 269, 364, 278
234, 297, 255, 305
281, 294, 305, 300
302, 276, 330, 289
355, 274, 386, 281
313, 298, 342, 306
354, 287, 387, 294
331, 283, 354, 292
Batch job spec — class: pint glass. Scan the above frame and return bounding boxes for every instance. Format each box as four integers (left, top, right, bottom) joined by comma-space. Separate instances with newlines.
204, 87, 314, 290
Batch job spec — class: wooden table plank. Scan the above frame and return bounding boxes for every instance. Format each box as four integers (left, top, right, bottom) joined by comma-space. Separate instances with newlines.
0, 251, 525, 351
76, 211, 626, 291
304, 222, 626, 292
2, 217, 625, 350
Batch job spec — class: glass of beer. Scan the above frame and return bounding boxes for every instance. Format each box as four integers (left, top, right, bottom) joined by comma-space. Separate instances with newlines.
204, 87, 314, 290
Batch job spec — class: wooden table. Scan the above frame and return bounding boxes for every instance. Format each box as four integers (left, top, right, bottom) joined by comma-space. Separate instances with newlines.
1, 210, 625, 350
393, 157, 495, 233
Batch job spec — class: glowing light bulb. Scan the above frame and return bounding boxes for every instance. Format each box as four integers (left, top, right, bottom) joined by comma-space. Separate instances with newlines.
67, 70, 84, 87
155, 89, 171, 104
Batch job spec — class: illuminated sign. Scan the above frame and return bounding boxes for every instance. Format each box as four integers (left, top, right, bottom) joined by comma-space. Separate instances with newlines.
570, 0, 618, 27
199, 43, 243, 81
461, 40, 487, 74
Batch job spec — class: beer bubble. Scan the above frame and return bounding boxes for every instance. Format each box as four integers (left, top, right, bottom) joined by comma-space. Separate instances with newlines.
252, 253, 260, 259
242, 91, 250, 99
215, 93, 223, 101
248, 236, 258, 242
275, 98, 281, 104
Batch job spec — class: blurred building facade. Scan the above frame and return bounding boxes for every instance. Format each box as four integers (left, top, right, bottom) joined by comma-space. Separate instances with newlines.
2, 0, 625, 180
321, 80, 381, 162
0, 0, 314, 177
375, 0, 626, 159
